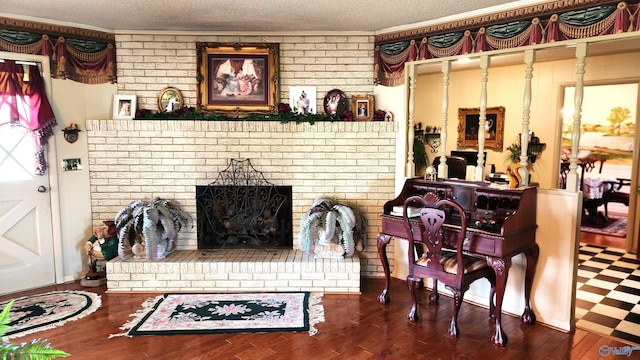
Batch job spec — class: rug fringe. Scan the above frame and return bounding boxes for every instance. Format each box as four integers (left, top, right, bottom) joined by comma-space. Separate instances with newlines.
108, 295, 164, 339
3, 290, 101, 340
308, 293, 325, 336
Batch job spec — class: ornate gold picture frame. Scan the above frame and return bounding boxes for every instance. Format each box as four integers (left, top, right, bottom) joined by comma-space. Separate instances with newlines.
351, 94, 374, 121
158, 87, 183, 112
457, 106, 505, 150
196, 42, 279, 115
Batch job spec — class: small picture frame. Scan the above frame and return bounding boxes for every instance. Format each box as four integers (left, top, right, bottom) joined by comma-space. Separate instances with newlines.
323, 89, 346, 115
351, 94, 374, 121
113, 94, 136, 120
158, 87, 183, 112
289, 86, 316, 114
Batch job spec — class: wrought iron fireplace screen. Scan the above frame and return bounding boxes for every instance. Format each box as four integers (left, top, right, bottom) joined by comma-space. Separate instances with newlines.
196, 159, 292, 249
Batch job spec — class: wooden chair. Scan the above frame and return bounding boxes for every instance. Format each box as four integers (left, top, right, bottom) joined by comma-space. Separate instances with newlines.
431, 156, 468, 180
580, 153, 606, 174
403, 192, 496, 337
579, 153, 607, 224
559, 153, 606, 189
603, 178, 631, 217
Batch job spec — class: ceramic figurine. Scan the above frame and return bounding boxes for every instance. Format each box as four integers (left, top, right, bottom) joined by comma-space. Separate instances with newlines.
511, 163, 523, 185
506, 166, 519, 189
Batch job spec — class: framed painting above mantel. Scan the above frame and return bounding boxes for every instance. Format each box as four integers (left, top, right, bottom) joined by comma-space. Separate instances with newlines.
196, 42, 280, 115
457, 106, 505, 150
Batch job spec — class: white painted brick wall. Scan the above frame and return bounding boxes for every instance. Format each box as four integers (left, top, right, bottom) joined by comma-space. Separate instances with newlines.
114, 33, 374, 113
88, 119, 397, 278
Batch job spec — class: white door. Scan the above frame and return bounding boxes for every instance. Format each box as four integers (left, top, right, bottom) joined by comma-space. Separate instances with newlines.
0, 124, 56, 295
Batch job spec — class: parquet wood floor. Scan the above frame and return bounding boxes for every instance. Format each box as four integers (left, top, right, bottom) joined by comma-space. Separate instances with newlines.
1, 276, 632, 359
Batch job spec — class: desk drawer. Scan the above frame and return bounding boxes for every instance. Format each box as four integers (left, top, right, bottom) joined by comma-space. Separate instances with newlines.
440, 228, 496, 256
464, 230, 496, 256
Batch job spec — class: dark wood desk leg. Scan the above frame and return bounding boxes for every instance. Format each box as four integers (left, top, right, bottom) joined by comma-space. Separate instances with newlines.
521, 243, 539, 324
377, 233, 392, 305
487, 256, 511, 347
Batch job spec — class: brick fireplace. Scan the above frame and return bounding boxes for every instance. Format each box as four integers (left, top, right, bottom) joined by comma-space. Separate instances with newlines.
87, 119, 397, 293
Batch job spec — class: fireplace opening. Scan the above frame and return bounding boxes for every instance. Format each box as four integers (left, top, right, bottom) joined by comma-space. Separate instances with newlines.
196, 159, 293, 249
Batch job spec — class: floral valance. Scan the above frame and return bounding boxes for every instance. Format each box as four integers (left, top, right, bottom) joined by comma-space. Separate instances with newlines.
0, 17, 116, 84
375, 1, 640, 86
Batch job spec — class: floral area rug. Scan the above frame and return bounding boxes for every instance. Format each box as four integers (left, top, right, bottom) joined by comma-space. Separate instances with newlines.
1, 290, 101, 339
581, 215, 627, 238
111, 292, 324, 337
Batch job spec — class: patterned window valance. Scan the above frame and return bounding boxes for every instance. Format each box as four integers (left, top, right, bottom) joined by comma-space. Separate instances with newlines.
374, 0, 640, 86
0, 18, 116, 84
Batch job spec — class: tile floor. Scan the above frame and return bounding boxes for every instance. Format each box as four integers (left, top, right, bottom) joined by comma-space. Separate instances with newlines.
576, 243, 640, 345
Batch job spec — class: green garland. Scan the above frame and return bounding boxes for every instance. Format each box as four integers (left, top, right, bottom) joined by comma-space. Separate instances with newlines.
135, 106, 345, 124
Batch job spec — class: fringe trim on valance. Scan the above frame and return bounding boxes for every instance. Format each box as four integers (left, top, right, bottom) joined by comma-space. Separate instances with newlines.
379, 45, 412, 64
558, 8, 618, 38
62, 69, 115, 85
65, 43, 111, 62
427, 37, 465, 58
485, 24, 534, 50
379, 73, 405, 87
0, 37, 45, 55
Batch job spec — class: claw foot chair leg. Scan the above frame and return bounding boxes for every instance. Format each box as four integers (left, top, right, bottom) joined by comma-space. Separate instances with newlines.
407, 276, 420, 322
449, 290, 463, 337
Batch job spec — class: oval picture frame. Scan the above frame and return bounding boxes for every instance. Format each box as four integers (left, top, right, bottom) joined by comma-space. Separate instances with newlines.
323, 89, 346, 115
158, 87, 183, 112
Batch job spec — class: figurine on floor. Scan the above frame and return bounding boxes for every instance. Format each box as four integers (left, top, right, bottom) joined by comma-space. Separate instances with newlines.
81, 221, 117, 287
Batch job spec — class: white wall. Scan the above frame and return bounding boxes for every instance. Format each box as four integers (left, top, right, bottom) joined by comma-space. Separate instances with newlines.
48, 79, 116, 281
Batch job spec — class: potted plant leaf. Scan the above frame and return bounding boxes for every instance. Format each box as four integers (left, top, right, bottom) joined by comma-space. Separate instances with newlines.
297, 197, 366, 258
0, 301, 69, 359
114, 197, 192, 260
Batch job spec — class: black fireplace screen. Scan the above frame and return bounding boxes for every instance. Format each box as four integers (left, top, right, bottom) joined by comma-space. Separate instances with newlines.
196, 159, 292, 249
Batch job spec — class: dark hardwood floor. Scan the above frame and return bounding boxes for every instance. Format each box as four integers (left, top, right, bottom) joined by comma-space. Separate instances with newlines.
580, 229, 628, 250
1, 276, 631, 359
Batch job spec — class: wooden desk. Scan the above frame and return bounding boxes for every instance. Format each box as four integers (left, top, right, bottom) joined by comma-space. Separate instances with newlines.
377, 178, 539, 347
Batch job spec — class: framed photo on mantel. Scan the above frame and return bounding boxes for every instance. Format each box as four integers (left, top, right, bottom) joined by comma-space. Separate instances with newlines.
113, 94, 136, 120
351, 94, 374, 121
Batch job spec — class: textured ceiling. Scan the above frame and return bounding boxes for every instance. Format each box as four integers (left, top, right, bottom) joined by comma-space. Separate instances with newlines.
0, 0, 538, 33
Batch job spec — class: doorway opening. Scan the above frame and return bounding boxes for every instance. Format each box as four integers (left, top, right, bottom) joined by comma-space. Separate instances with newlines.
560, 82, 637, 250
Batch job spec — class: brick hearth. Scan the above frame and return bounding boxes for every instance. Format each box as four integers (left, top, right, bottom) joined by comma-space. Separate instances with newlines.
106, 249, 361, 293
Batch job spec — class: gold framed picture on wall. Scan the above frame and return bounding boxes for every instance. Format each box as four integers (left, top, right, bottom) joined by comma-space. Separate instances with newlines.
457, 106, 505, 150
196, 42, 280, 115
